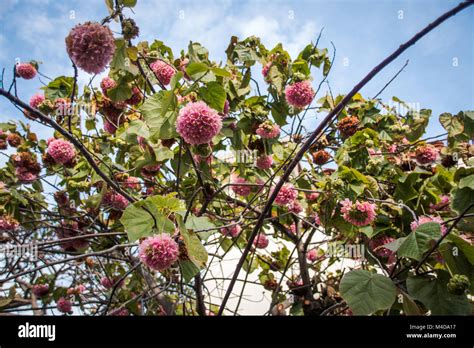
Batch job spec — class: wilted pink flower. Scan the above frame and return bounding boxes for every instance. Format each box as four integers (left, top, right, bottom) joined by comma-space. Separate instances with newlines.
139, 234, 179, 271
193, 154, 212, 165
253, 234, 269, 249
126, 86, 143, 106
387, 144, 397, 153
262, 62, 272, 78
306, 192, 320, 201
429, 195, 450, 213
285, 80, 315, 109
141, 164, 161, 178
16, 63, 37, 79
289, 223, 297, 234
57, 297, 72, 313
340, 199, 376, 226
307, 248, 323, 262
15, 167, 38, 183
124, 176, 141, 190
29, 93, 45, 109
100, 77, 116, 95
56, 221, 89, 252
230, 176, 252, 197
150, 60, 176, 86
410, 215, 447, 235
176, 101, 222, 145
103, 119, 118, 134
288, 200, 303, 214
274, 183, 297, 206
66, 22, 115, 74
32, 284, 49, 297
256, 121, 280, 139
47, 139, 76, 164
313, 213, 321, 225
415, 144, 439, 164
110, 308, 129, 316
256, 155, 273, 170
220, 222, 241, 238
0, 215, 19, 232
100, 277, 123, 289
369, 235, 395, 258
102, 191, 129, 211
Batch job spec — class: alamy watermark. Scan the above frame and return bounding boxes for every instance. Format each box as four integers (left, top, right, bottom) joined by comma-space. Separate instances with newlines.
326, 242, 365, 260
0, 243, 38, 261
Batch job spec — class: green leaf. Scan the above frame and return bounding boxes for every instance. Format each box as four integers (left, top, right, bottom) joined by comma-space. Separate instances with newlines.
120, 0, 137, 7
177, 216, 208, 268
451, 187, 474, 214
41, 76, 75, 99
407, 270, 470, 315
119, 120, 150, 141
339, 270, 396, 315
108, 83, 132, 102
397, 222, 441, 261
447, 234, 474, 265
185, 62, 209, 77
210, 67, 231, 77
120, 204, 155, 242
179, 260, 200, 283
140, 91, 178, 140
458, 174, 474, 190
110, 39, 138, 75
199, 81, 226, 112
185, 215, 215, 231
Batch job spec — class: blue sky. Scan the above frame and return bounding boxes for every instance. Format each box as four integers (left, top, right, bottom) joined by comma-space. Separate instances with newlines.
0, 0, 473, 140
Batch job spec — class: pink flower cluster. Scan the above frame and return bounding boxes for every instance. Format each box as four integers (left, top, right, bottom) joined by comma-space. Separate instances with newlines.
256, 121, 280, 139
150, 60, 176, 86
253, 234, 269, 249
415, 144, 439, 165
274, 183, 298, 206
340, 199, 376, 226
32, 284, 49, 297
220, 222, 241, 238
285, 80, 315, 109
306, 248, 323, 262
231, 176, 252, 197
56, 221, 89, 252
29, 93, 45, 109
47, 138, 76, 164
410, 215, 447, 235
306, 192, 320, 201
57, 297, 72, 313
0, 215, 19, 232
100, 77, 117, 95
16, 63, 37, 80
124, 176, 141, 190
176, 101, 222, 145
368, 235, 395, 258
16, 167, 38, 183
139, 234, 179, 271
255, 155, 273, 170
102, 191, 130, 211
429, 195, 450, 213
66, 22, 115, 74
288, 201, 303, 214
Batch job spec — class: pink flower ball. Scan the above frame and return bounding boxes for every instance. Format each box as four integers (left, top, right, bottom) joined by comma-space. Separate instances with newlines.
100, 77, 117, 94
66, 22, 115, 74
253, 234, 269, 249
306, 248, 322, 262
150, 60, 176, 86
126, 86, 143, 105
289, 223, 297, 234
0, 215, 19, 232
102, 191, 130, 211
285, 80, 315, 109
32, 284, 49, 297
47, 138, 76, 164
139, 233, 179, 271
274, 183, 298, 206
368, 235, 395, 258
288, 201, 303, 214
124, 176, 141, 190
256, 121, 280, 139
176, 101, 222, 145
29, 93, 45, 109
313, 213, 321, 225
415, 144, 439, 165
16, 63, 37, 79
256, 155, 273, 170
57, 297, 72, 313
15, 167, 38, 183
100, 277, 114, 289
231, 176, 252, 197
410, 215, 447, 235
340, 199, 376, 226
220, 222, 242, 238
